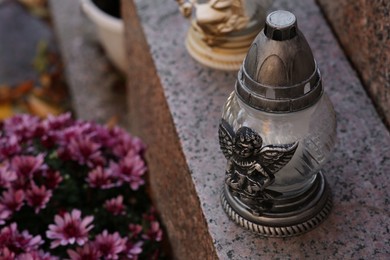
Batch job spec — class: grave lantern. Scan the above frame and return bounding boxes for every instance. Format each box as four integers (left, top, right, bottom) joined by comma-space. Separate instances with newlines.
219, 10, 336, 236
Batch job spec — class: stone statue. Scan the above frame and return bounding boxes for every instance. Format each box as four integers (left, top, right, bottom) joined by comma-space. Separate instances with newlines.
175, 0, 272, 70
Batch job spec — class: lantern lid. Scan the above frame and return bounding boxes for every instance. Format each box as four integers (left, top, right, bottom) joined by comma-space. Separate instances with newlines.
236, 10, 323, 113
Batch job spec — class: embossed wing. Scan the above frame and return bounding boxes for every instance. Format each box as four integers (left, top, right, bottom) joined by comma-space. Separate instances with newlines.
218, 119, 235, 160
258, 142, 298, 174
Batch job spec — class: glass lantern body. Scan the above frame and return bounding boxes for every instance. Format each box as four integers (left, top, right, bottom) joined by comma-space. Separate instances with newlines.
222, 91, 336, 198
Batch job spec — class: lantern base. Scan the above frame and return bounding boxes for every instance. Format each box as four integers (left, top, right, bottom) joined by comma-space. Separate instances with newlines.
221, 171, 332, 237
185, 21, 259, 71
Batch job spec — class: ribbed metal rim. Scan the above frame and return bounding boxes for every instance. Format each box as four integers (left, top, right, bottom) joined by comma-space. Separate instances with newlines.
221, 172, 332, 237
235, 61, 324, 113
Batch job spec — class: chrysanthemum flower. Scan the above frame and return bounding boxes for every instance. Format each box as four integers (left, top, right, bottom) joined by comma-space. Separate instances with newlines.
46, 209, 94, 248
104, 195, 126, 216
128, 224, 143, 239
0, 135, 20, 160
0, 166, 16, 188
25, 183, 52, 213
142, 208, 158, 222
0, 114, 160, 258
43, 170, 63, 190
0, 204, 12, 225
67, 242, 101, 260
56, 123, 90, 145
86, 166, 116, 189
3, 114, 40, 140
0, 223, 43, 253
93, 230, 127, 260
0, 247, 15, 260
42, 113, 73, 131
36, 114, 73, 148
109, 127, 145, 158
126, 241, 143, 260
142, 221, 163, 242
16, 250, 59, 260
11, 154, 45, 179
66, 137, 105, 167
0, 189, 25, 212
110, 154, 146, 190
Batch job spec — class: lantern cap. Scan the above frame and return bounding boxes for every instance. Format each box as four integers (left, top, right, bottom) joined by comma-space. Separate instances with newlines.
236, 10, 323, 113
264, 10, 297, 41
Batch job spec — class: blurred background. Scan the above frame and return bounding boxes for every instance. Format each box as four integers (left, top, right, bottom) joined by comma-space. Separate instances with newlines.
0, 0, 388, 129
0, 0, 127, 127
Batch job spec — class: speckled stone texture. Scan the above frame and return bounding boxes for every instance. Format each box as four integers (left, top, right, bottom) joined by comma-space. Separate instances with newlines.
124, 0, 390, 258
317, 0, 390, 128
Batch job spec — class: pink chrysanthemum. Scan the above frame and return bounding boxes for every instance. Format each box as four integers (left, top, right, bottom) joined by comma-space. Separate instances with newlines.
104, 195, 126, 216
55, 123, 91, 145
42, 113, 73, 131
38, 114, 73, 148
126, 241, 143, 260
66, 137, 105, 167
0, 223, 43, 253
129, 224, 142, 239
142, 208, 158, 222
142, 221, 163, 242
43, 170, 63, 190
86, 166, 116, 189
109, 127, 145, 158
0, 189, 25, 212
3, 114, 40, 140
16, 250, 59, 260
110, 154, 146, 190
46, 209, 94, 248
67, 242, 102, 260
11, 154, 45, 179
0, 166, 16, 188
0, 247, 15, 260
128, 224, 143, 239
25, 183, 52, 213
0, 204, 12, 225
93, 230, 127, 260
0, 135, 20, 160
0, 114, 160, 258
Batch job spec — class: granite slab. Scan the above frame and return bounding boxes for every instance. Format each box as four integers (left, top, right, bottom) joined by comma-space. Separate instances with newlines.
128, 0, 390, 258
317, 0, 390, 129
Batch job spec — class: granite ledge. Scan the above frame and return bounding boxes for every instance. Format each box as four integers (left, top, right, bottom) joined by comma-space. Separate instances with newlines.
126, 0, 390, 258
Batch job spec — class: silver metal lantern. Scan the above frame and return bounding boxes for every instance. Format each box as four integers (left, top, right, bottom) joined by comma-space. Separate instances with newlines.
219, 10, 336, 237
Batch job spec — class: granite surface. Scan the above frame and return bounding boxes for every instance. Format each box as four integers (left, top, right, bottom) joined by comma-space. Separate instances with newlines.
132, 0, 390, 258
122, 1, 217, 258
49, 0, 128, 126
317, 0, 390, 129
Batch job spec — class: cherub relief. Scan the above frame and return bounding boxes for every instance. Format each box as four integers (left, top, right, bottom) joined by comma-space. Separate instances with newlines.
176, 0, 249, 36
219, 119, 298, 214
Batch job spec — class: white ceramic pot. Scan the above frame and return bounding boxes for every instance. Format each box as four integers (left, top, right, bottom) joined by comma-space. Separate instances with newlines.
81, 0, 126, 72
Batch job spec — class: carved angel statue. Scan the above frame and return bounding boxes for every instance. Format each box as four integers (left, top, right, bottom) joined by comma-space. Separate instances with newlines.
176, 0, 249, 35
219, 119, 298, 213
